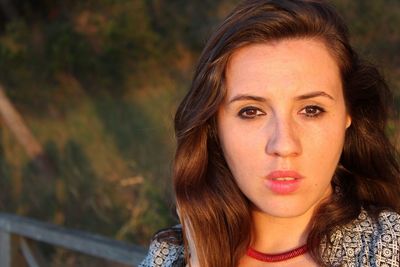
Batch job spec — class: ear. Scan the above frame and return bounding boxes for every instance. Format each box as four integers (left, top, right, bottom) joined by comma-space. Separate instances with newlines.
345, 114, 352, 129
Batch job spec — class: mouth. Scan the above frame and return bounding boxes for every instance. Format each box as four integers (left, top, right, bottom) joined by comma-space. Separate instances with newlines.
266, 170, 304, 180
264, 170, 303, 194
271, 177, 297, 181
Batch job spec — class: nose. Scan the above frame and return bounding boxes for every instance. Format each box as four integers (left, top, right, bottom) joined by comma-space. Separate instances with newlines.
265, 115, 302, 157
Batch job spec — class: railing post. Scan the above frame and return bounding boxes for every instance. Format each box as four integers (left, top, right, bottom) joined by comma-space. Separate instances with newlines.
20, 238, 41, 267
0, 230, 11, 267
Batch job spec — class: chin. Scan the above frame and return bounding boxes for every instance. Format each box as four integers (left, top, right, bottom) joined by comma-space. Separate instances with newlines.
254, 201, 320, 219
262, 208, 312, 218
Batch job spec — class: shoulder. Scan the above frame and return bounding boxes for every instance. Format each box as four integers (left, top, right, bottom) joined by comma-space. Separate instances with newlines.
374, 210, 400, 238
353, 209, 400, 246
325, 208, 400, 266
139, 225, 185, 267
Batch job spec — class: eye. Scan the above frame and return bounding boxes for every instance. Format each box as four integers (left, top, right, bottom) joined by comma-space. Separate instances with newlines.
238, 106, 266, 119
299, 105, 325, 118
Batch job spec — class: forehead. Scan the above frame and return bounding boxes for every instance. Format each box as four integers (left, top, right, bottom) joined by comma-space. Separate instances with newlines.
224, 38, 342, 99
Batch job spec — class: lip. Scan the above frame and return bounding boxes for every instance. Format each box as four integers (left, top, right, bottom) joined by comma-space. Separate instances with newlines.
264, 170, 303, 194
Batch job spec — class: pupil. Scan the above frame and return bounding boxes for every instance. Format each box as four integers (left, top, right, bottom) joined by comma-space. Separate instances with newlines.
246, 109, 256, 116
307, 107, 316, 114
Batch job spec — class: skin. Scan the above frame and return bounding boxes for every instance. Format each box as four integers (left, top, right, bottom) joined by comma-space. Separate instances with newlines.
216, 38, 351, 266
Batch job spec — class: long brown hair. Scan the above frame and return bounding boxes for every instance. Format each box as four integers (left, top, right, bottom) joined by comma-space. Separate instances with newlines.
173, 0, 400, 266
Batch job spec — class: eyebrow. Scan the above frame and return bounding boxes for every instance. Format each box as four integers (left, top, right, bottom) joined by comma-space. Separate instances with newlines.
294, 91, 335, 101
228, 91, 335, 104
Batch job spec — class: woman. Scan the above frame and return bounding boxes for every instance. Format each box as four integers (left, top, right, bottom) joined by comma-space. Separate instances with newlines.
140, 0, 400, 266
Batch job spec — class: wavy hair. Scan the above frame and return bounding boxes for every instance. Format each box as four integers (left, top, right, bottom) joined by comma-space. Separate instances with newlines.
173, 0, 400, 266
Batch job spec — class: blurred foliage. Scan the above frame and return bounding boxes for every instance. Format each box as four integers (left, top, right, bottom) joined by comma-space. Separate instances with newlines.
0, 1, 398, 265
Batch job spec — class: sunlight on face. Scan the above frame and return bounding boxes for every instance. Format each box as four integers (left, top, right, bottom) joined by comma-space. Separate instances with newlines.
217, 39, 351, 218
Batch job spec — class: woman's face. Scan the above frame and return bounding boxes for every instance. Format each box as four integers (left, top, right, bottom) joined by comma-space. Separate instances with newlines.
217, 38, 351, 218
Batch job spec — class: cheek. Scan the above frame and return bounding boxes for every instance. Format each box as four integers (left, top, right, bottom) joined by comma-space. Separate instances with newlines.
219, 130, 248, 174
301, 121, 347, 175
218, 120, 267, 180
311, 119, 347, 151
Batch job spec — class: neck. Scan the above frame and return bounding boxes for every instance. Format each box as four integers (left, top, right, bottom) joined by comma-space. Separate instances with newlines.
250, 207, 314, 254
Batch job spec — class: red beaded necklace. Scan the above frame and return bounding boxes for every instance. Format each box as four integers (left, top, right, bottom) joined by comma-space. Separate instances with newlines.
247, 244, 308, 262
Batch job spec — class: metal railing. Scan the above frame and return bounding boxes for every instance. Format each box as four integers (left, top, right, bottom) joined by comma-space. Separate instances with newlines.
0, 213, 147, 267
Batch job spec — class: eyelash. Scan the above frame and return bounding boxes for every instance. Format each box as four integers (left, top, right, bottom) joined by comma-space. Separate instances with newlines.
237, 105, 326, 119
